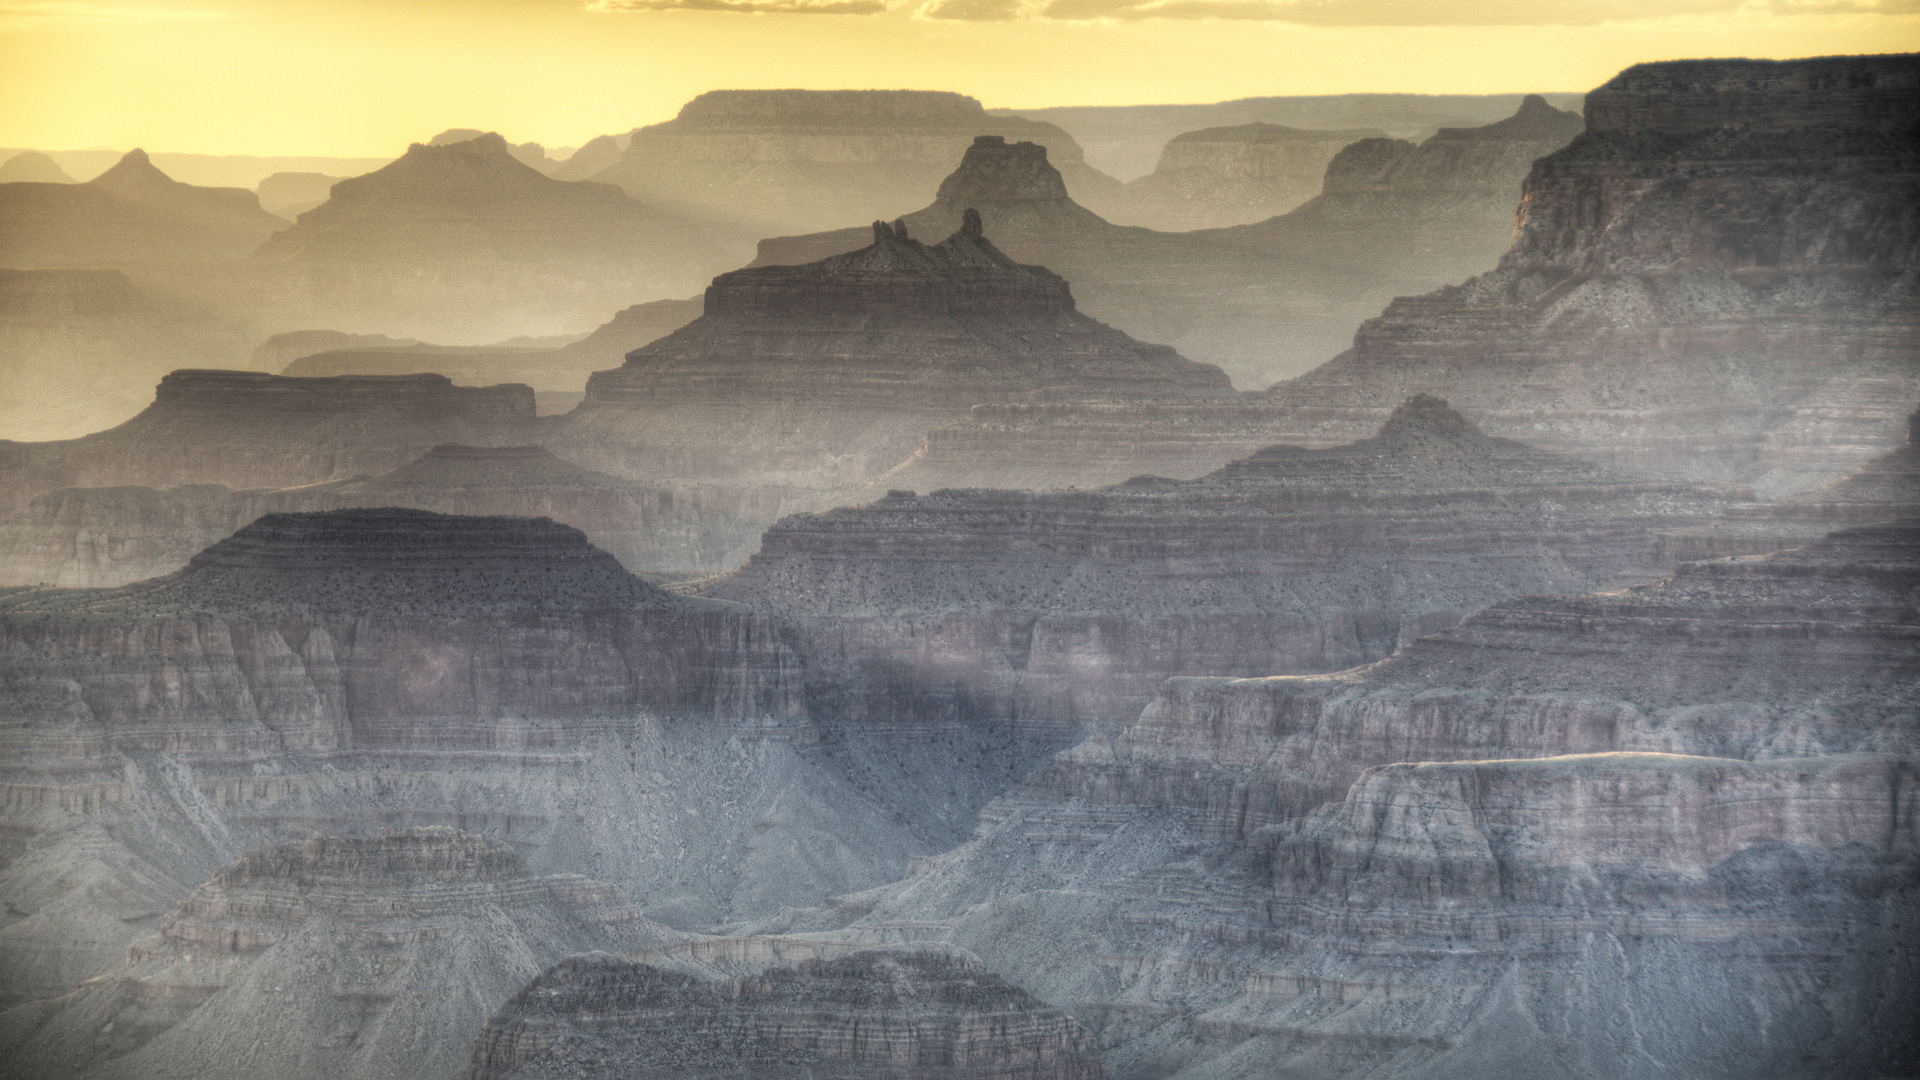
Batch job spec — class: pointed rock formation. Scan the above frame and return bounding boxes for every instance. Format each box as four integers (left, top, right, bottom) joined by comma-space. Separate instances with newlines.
703, 397, 1740, 739
0, 148, 286, 265
0, 828, 680, 1080
551, 213, 1231, 485
250, 133, 739, 341
588, 89, 1118, 236
460, 945, 1105, 1080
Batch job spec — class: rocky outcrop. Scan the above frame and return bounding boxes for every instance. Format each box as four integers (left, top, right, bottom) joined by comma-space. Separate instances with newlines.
551, 214, 1231, 485
706, 397, 1740, 738
749, 519, 1919, 1080
0, 444, 801, 588
589, 90, 1119, 237
249, 134, 741, 342
1101, 123, 1383, 231
0, 149, 286, 266
1269, 55, 1920, 494
460, 945, 1104, 1080
1, 370, 538, 508
757, 99, 1579, 390
0, 828, 679, 1080
0, 153, 73, 185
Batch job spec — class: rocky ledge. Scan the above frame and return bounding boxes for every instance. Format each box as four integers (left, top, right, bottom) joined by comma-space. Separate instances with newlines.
0, 828, 676, 1080
460, 944, 1105, 1080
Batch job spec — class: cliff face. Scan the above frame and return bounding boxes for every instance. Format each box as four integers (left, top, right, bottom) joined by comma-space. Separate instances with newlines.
1275, 55, 1920, 494
1, 370, 538, 509
706, 398, 1740, 739
0, 828, 680, 1080
589, 90, 1119, 237
460, 945, 1104, 1080
0, 149, 286, 267
551, 214, 1231, 485
756, 103, 1578, 390
1097, 123, 1383, 231
248, 134, 743, 341
757, 519, 1918, 1080
0, 444, 801, 588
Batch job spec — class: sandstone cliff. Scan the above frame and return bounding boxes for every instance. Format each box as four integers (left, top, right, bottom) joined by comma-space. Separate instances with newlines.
706, 396, 1740, 741
550, 213, 1232, 485
0, 828, 681, 1080
1270, 54, 1920, 494
754, 519, 1918, 1080
588, 90, 1119, 237
248, 134, 742, 342
460, 945, 1104, 1080
0, 149, 286, 267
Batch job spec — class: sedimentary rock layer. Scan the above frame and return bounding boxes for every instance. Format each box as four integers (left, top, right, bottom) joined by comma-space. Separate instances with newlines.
460, 945, 1105, 1080
552, 213, 1231, 485
0, 828, 677, 1080
706, 397, 1740, 737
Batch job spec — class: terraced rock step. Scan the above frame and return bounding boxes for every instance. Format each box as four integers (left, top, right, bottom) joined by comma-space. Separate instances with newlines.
460, 945, 1105, 1080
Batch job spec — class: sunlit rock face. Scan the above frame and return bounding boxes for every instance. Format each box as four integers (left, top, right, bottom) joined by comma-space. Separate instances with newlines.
755, 97, 1580, 390
0, 149, 286, 267
550, 214, 1232, 486
747, 520, 1918, 1080
247, 133, 739, 341
1097, 122, 1384, 231
460, 945, 1105, 1080
0, 828, 681, 1080
705, 397, 1740, 739
0, 510, 957, 1006
1274, 54, 1920, 495
0, 370, 538, 510
587, 89, 1119, 236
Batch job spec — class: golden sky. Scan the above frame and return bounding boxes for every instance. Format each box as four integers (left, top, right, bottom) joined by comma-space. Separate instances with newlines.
2, 0, 1916, 156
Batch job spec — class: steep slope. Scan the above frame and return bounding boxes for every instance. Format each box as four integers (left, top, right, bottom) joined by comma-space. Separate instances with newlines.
748, 519, 1919, 1080
550, 213, 1232, 485
1096, 122, 1382, 231
1274, 54, 1920, 494
704, 397, 1740, 739
590, 90, 1119, 236
0, 149, 286, 266
249, 134, 742, 341
757, 96, 1580, 389
0, 828, 681, 1080
461, 946, 1104, 1080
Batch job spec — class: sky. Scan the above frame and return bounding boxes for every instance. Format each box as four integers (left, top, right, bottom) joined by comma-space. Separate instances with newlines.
1, 0, 1916, 157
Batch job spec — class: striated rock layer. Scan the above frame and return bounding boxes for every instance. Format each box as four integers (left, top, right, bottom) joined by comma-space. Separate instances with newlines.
460, 945, 1104, 1080
706, 396, 1742, 739
0, 828, 680, 1080
551, 212, 1231, 485
741, 520, 1919, 1080
0, 510, 977, 1007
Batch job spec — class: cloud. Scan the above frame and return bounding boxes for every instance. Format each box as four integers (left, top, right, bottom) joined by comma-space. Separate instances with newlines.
588, 0, 889, 12
920, 0, 1920, 20
0, 1, 235, 31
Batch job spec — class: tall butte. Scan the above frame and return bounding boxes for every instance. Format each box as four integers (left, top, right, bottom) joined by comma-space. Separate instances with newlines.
550, 210, 1232, 485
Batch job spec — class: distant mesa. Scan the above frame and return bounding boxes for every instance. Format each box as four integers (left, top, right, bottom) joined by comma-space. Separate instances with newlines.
254, 169, 345, 219
428, 128, 558, 174
1100, 121, 1387, 230
585, 88, 1121, 235
247, 327, 422, 371
0, 149, 74, 183
461, 945, 1106, 1080
0, 146, 287, 265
